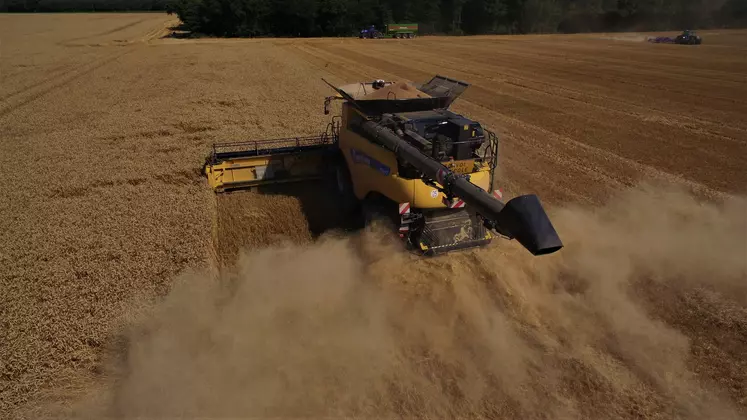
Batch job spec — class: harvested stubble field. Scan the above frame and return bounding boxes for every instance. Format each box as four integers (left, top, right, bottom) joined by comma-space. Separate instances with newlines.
1, 13, 746, 419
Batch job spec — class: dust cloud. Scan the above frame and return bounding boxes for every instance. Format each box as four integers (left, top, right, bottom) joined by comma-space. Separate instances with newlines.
82, 184, 746, 419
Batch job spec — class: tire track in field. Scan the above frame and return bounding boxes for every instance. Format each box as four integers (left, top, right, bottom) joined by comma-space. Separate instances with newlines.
0, 49, 133, 119
1, 16, 170, 111
0, 63, 77, 103
288, 44, 382, 82
59, 18, 147, 46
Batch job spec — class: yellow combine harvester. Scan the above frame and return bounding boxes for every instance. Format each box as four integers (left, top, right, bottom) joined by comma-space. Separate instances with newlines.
204, 75, 562, 256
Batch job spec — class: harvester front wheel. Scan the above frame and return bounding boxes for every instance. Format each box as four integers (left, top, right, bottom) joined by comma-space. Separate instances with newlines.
335, 164, 359, 219
361, 194, 397, 229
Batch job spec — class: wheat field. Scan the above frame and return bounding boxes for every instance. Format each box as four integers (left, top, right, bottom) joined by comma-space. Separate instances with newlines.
1, 13, 746, 419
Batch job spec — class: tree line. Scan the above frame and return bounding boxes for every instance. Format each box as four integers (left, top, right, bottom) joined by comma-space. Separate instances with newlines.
2, 0, 746, 37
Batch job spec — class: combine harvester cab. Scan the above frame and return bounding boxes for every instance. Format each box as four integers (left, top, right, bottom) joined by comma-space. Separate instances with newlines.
204, 75, 562, 257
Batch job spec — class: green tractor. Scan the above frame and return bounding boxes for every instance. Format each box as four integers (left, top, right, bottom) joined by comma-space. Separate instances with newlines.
675, 30, 702, 45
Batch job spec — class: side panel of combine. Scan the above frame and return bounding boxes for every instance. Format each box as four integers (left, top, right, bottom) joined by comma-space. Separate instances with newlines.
338, 115, 411, 203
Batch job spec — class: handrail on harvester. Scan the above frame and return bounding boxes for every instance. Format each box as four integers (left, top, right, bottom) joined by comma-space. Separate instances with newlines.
208, 120, 340, 163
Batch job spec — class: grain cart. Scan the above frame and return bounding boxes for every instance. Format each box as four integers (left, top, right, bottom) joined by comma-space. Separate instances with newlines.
385, 23, 418, 38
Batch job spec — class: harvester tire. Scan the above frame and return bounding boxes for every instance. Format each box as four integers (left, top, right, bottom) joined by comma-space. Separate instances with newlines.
335, 164, 359, 218
361, 194, 396, 229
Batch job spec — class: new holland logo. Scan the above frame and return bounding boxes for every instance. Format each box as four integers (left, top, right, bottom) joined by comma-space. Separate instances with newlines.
350, 148, 391, 176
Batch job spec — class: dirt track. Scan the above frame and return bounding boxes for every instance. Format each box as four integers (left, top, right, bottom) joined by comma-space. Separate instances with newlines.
1, 14, 746, 419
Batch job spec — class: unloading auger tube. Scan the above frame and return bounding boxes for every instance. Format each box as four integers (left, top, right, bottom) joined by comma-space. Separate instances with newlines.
360, 118, 563, 256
